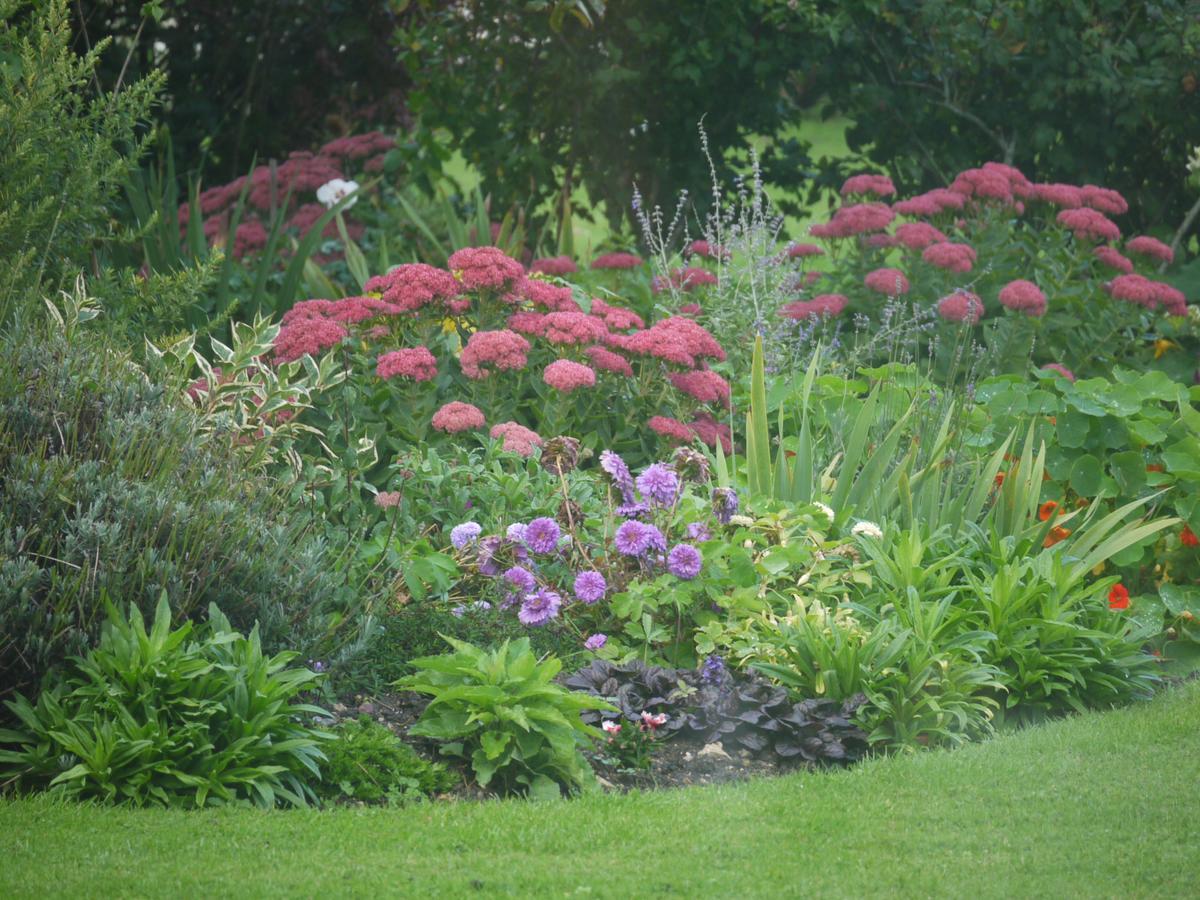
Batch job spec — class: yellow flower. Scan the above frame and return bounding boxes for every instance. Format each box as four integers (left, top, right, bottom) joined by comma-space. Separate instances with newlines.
1153, 338, 1179, 359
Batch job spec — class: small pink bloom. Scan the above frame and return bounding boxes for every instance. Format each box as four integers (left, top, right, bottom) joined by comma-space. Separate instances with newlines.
1094, 246, 1134, 274
998, 280, 1047, 317
1126, 235, 1174, 264
448, 246, 525, 292
841, 173, 897, 198
529, 255, 578, 275
921, 241, 977, 273
937, 290, 985, 324
1042, 363, 1075, 382
489, 421, 543, 457
591, 251, 643, 270
377, 346, 438, 381
648, 416, 693, 442
864, 267, 910, 295
543, 359, 596, 393
432, 401, 486, 433
459, 330, 531, 379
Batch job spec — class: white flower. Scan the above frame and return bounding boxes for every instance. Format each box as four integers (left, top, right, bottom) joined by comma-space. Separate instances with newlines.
316, 178, 359, 210
851, 520, 883, 540
729, 514, 755, 527
814, 502, 835, 522
601, 720, 622, 735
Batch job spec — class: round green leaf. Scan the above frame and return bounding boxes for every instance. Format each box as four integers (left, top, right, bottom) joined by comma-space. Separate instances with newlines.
1069, 455, 1103, 497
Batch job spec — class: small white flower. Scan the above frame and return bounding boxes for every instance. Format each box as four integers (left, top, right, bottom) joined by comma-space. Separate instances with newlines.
601, 720, 622, 735
316, 178, 359, 210
851, 520, 883, 540
729, 514, 755, 527
814, 502, 835, 522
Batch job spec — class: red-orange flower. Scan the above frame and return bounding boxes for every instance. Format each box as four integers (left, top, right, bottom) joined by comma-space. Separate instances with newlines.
1146, 464, 1165, 473
994, 471, 1006, 487
1038, 501, 1059, 521
1043, 525, 1072, 548
1182, 526, 1199, 547
1108, 584, 1130, 610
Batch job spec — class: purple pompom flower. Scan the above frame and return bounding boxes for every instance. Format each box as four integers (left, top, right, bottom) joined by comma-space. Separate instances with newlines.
477, 535, 504, 576
450, 521, 482, 549
506, 523, 528, 542
584, 633, 607, 651
574, 570, 607, 604
503, 566, 537, 593
600, 449, 636, 504
667, 543, 703, 579
686, 521, 712, 542
524, 517, 561, 554
616, 501, 650, 519
518, 588, 562, 626
636, 463, 681, 506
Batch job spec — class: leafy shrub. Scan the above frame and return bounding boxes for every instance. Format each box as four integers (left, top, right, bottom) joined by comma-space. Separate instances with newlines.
0, 0, 159, 325
399, 637, 612, 798
275, 247, 732, 465
317, 716, 455, 805
769, 164, 1193, 381
0, 594, 328, 808
0, 318, 353, 702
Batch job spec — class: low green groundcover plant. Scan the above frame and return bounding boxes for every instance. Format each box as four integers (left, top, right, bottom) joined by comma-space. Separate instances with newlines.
399, 636, 613, 798
317, 717, 455, 805
0, 595, 328, 809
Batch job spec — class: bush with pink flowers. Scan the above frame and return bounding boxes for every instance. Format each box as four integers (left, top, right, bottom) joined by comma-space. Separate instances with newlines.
271, 246, 732, 466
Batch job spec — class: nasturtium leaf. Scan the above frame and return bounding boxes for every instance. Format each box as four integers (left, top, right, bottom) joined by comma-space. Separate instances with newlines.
1057, 409, 1091, 448
1109, 451, 1146, 495
1160, 641, 1200, 677
1159, 584, 1200, 618
1069, 455, 1103, 496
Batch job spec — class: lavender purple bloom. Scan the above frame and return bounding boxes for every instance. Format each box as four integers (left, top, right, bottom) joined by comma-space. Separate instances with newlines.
636, 463, 681, 506
518, 588, 562, 626
524, 517, 561, 554
584, 633, 607, 651
503, 565, 537, 593
599, 449, 636, 504
700, 655, 726, 685
450, 521, 482, 549
573, 570, 607, 604
686, 521, 712, 542
667, 543, 703, 579
712, 487, 739, 524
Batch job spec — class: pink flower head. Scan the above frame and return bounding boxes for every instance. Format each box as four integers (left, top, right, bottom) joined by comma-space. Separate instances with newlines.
364, 263, 460, 313
374, 491, 403, 510
841, 173, 897, 198
281, 299, 335, 325
489, 421, 543, 457
522, 279, 580, 312
1126, 235, 1174, 264
1094, 246, 1134, 274
540, 311, 609, 346
865, 234, 898, 249
998, 280, 1047, 317
1081, 185, 1129, 216
530, 255, 578, 276
893, 189, 965, 217
664, 267, 718, 292
689, 413, 732, 453
585, 345, 634, 376
543, 359, 596, 393
459, 329, 531, 379
864, 267, 910, 295
787, 242, 824, 259
780, 293, 849, 321
937, 290, 985, 324
669, 369, 731, 407
1033, 183, 1084, 209
506, 311, 548, 335
273, 317, 348, 363
679, 302, 702, 316
1057, 208, 1120, 243
648, 416, 692, 442
981, 162, 1034, 197
687, 239, 728, 260
1154, 282, 1188, 316
448, 246, 524, 292
617, 317, 725, 368
328, 296, 394, 324
950, 168, 1013, 203
811, 202, 895, 239
1042, 363, 1076, 382
895, 222, 948, 250
432, 401, 486, 433
377, 346, 438, 381
232, 220, 268, 259
922, 241, 977, 273
591, 251, 643, 270
1106, 273, 1185, 311
590, 299, 644, 331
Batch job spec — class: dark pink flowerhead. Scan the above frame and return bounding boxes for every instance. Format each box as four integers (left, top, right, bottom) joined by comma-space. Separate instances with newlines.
273, 317, 347, 363
937, 290, 985, 324
448, 246, 525, 292
895, 222, 948, 250
364, 263, 460, 313
864, 267, 910, 295
841, 173, 897, 198
998, 280, 1047, 317
647, 415, 693, 443
591, 251, 643, 270
543, 359, 596, 393
530, 255, 578, 276
1080, 185, 1129, 216
490, 421, 543, 457
1125, 235, 1174, 264
459, 330, 531, 379
1094, 246, 1134, 274
377, 347, 438, 381
432, 401, 486, 433
1057, 208, 1120, 243
921, 241, 977, 273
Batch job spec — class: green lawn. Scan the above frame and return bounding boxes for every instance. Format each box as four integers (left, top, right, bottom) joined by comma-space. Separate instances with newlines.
2, 683, 1198, 898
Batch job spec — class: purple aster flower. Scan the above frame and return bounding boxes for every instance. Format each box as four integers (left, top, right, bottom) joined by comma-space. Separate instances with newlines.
584, 633, 607, 651
451, 605, 467, 618
614, 520, 651, 556
503, 566, 537, 593
600, 449, 636, 504
644, 524, 667, 553
667, 543, 703, 579
573, 570, 607, 604
518, 589, 562, 626
636, 463, 681, 506
472, 600, 493, 612
506, 523, 528, 543
712, 487, 739, 524
524, 517, 561, 554
450, 521, 482, 549
477, 535, 504, 576
686, 521, 712, 542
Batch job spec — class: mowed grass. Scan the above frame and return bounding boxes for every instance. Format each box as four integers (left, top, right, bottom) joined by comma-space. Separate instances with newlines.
2, 682, 1198, 899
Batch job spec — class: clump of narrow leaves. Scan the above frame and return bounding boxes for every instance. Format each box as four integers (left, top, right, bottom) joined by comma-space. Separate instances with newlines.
565, 659, 870, 764
0, 594, 329, 808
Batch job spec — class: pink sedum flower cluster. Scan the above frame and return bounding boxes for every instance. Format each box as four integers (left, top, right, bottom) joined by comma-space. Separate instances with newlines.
377, 347, 438, 381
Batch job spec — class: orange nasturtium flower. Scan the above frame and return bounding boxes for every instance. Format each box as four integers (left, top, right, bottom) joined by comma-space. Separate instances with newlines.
1146, 464, 1165, 473
1108, 583, 1130, 610
994, 471, 1006, 487
1182, 526, 1200, 548
1038, 500, 1060, 521
1044, 525, 1072, 548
